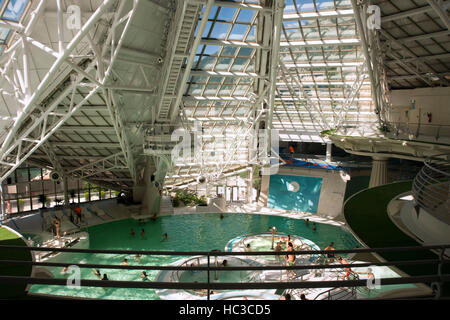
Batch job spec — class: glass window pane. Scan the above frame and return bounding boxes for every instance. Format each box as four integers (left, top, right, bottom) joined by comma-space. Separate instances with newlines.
2, 0, 29, 22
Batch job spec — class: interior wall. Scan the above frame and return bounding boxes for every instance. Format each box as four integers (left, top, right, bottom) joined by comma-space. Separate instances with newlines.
389, 87, 450, 126
273, 167, 348, 218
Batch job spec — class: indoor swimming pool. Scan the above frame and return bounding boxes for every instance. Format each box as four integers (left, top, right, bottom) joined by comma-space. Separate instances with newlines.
28, 212, 361, 300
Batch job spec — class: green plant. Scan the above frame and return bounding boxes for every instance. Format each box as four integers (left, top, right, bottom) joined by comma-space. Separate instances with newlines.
84, 191, 89, 201
174, 191, 207, 206
172, 197, 180, 207
17, 199, 25, 210
320, 129, 337, 137
100, 190, 106, 199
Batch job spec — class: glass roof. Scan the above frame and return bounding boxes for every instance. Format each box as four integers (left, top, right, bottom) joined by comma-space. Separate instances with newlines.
166, 0, 377, 186
0, 0, 31, 55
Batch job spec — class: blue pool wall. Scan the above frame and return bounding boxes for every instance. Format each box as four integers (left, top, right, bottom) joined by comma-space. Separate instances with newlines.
267, 174, 323, 213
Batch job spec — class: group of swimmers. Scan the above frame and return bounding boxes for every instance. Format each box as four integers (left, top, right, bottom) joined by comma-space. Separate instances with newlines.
130, 228, 145, 237
273, 236, 371, 282
304, 218, 317, 232
130, 228, 168, 241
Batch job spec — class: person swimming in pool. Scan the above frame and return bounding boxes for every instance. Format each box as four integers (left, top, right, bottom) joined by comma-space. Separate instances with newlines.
162, 233, 168, 241
140, 229, 145, 237
122, 258, 129, 266
312, 223, 317, 232
92, 268, 102, 280
60, 266, 68, 275
130, 228, 135, 237
141, 271, 149, 281
324, 242, 336, 263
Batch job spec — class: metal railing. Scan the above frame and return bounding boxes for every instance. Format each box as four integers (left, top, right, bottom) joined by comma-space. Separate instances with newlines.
412, 154, 450, 217
386, 122, 450, 143
0, 245, 450, 300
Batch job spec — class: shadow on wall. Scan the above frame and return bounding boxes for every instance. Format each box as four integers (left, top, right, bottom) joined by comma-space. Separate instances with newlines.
268, 174, 323, 213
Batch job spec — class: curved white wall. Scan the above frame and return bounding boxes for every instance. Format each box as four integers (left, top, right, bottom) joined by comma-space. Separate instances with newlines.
400, 201, 450, 245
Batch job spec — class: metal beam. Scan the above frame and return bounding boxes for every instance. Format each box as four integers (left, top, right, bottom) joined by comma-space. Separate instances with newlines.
169, 0, 215, 123
381, 2, 450, 23
426, 0, 450, 31
0, 0, 116, 165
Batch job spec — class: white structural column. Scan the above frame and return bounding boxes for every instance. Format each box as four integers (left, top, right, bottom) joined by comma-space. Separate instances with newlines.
369, 156, 389, 188
266, 0, 285, 155
246, 167, 254, 204
326, 142, 332, 162
258, 173, 270, 207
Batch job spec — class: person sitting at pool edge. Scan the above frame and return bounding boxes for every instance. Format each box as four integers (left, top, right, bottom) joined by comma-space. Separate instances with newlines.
102, 274, 109, 280
278, 293, 291, 300
274, 241, 283, 262
221, 260, 228, 267
337, 256, 352, 280
284, 242, 296, 279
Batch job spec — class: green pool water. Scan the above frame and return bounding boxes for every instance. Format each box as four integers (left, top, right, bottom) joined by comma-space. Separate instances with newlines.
29, 213, 361, 300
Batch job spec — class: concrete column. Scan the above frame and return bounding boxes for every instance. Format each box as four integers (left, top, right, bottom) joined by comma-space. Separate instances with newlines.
369, 156, 389, 188
63, 176, 70, 206
326, 142, 332, 162
247, 166, 254, 204
258, 174, 270, 207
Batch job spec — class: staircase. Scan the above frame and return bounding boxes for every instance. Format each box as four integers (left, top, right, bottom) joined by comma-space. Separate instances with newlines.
157, 1, 202, 122
160, 195, 174, 214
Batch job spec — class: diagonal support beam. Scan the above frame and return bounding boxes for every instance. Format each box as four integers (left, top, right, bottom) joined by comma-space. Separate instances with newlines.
169, 0, 215, 123
426, 0, 450, 31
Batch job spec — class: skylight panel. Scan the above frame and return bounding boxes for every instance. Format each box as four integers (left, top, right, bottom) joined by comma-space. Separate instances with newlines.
2, 0, 29, 22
